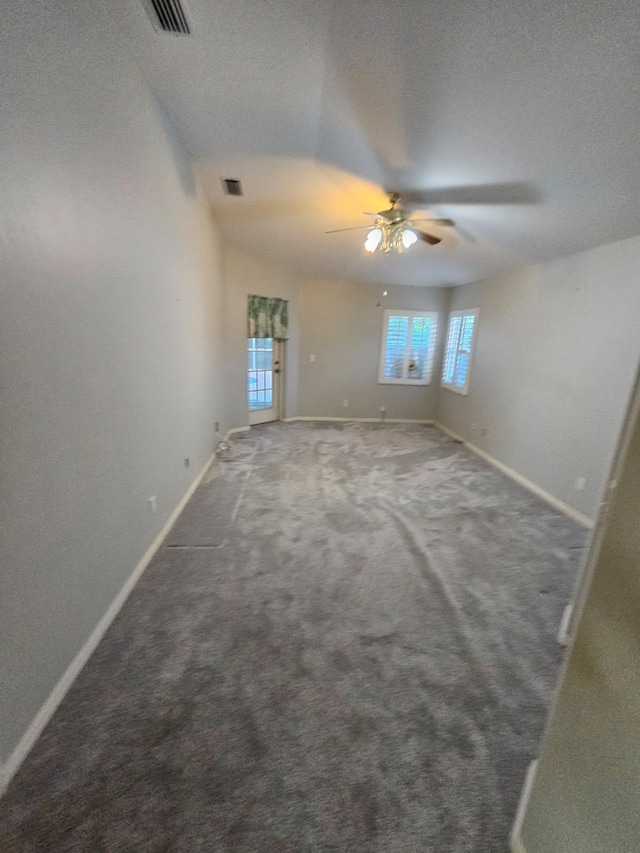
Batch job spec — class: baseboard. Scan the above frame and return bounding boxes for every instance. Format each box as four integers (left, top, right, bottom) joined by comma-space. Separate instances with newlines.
0, 451, 216, 799
510, 760, 537, 852
511, 832, 528, 853
434, 422, 593, 529
557, 603, 573, 646
282, 417, 435, 424
225, 426, 251, 438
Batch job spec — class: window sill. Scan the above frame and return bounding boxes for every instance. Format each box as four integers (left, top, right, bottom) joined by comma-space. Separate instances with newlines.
441, 383, 469, 396
378, 379, 433, 387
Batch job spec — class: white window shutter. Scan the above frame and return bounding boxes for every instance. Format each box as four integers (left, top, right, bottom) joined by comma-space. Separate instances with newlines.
443, 315, 461, 385
383, 314, 409, 380
378, 310, 438, 386
441, 309, 479, 395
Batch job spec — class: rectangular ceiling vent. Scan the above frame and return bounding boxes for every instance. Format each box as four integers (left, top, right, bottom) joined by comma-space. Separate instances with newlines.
144, 0, 191, 35
222, 178, 244, 197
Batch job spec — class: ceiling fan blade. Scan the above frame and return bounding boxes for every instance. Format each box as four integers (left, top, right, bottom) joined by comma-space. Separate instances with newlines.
409, 217, 455, 227
324, 226, 375, 234
417, 230, 442, 246
396, 182, 540, 206
453, 224, 478, 243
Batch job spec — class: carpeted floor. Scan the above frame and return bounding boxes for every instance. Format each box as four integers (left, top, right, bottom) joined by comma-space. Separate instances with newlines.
0, 422, 587, 852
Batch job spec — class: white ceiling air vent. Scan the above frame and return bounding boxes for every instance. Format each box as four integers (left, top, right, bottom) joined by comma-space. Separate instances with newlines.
222, 178, 244, 197
143, 0, 191, 35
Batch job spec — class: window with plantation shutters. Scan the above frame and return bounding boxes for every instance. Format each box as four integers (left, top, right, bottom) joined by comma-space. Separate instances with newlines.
378, 310, 438, 385
441, 309, 479, 395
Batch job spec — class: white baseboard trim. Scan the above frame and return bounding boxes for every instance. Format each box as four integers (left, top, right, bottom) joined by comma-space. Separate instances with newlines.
557, 603, 573, 646
282, 416, 435, 424
0, 451, 216, 799
434, 422, 593, 529
225, 426, 251, 438
511, 832, 528, 853
510, 759, 537, 852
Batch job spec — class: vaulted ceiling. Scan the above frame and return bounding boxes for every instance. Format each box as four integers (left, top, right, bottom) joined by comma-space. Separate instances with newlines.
120, 0, 640, 286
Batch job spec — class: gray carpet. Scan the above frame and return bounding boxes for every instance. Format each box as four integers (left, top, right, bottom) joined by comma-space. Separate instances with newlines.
0, 423, 587, 852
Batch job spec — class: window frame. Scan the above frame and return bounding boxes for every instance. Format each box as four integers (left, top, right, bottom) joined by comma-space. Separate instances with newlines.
440, 308, 480, 396
377, 309, 439, 386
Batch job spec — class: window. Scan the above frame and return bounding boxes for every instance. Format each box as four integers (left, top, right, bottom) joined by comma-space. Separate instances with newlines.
378, 310, 438, 385
441, 309, 479, 395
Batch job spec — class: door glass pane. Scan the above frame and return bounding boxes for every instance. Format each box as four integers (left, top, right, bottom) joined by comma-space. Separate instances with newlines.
248, 338, 274, 410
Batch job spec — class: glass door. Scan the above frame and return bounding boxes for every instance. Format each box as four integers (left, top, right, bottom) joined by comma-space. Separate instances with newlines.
248, 338, 281, 425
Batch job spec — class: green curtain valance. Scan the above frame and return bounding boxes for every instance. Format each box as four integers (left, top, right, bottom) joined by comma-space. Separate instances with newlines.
248, 295, 289, 340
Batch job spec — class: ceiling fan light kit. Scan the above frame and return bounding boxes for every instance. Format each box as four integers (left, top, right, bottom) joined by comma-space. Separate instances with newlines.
364, 222, 418, 254
328, 192, 452, 255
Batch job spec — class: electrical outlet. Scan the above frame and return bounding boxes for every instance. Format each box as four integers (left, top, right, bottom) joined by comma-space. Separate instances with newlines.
309, 354, 316, 362
380, 406, 386, 413
184, 458, 190, 469
214, 421, 220, 433
575, 477, 587, 492
148, 496, 157, 514
342, 399, 349, 407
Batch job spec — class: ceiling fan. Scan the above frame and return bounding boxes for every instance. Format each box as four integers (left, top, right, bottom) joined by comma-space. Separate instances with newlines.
324, 182, 539, 254
325, 192, 455, 254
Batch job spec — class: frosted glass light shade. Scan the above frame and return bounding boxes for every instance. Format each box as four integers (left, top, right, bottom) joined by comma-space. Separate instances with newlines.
364, 227, 383, 252
402, 229, 418, 248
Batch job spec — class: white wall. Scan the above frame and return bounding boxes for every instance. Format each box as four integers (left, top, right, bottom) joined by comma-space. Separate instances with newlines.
520, 369, 640, 852
0, 2, 227, 765
436, 236, 640, 520
298, 278, 449, 420
223, 243, 301, 427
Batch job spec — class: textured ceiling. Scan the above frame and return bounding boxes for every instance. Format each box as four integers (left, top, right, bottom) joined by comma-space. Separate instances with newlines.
120, 0, 640, 286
